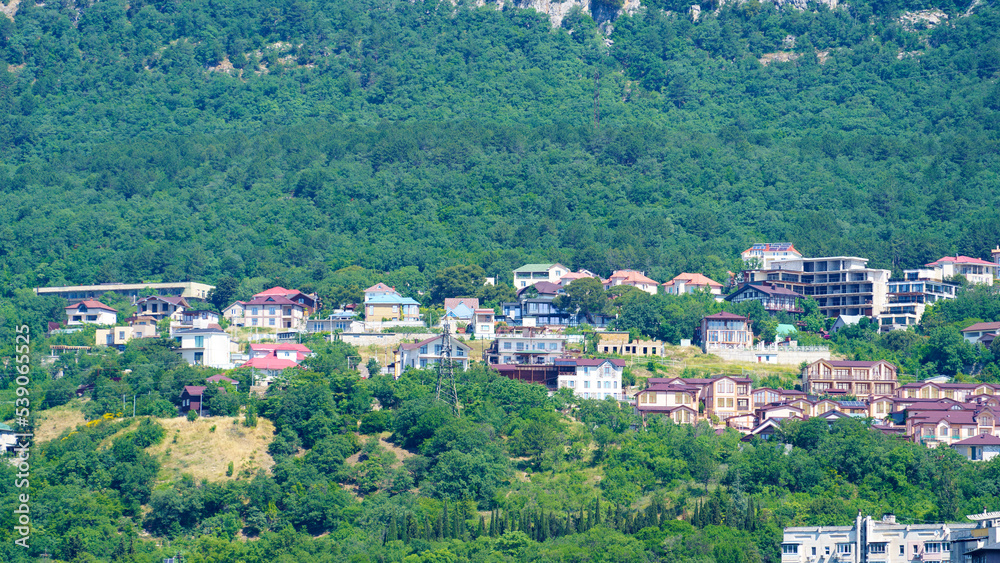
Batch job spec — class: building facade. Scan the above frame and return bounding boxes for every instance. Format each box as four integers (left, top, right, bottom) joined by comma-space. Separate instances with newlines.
554, 358, 625, 400
700, 312, 754, 352
65, 300, 117, 326
743, 256, 891, 318
513, 263, 569, 289
803, 359, 898, 398
782, 514, 974, 563
395, 335, 472, 377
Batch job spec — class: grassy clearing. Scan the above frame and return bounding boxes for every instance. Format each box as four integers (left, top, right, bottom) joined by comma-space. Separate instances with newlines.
33, 400, 89, 442
148, 416, 276, 483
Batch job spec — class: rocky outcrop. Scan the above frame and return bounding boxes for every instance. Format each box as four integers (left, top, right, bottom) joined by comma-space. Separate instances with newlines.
898, 9, 947, 30
1, 0, 20, 20
478, 0, 640, 28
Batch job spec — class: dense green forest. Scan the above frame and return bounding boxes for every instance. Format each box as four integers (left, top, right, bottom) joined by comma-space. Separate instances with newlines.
2, 333, 1000, 563
1, 0, 999, 296
4, 0, 1000, 560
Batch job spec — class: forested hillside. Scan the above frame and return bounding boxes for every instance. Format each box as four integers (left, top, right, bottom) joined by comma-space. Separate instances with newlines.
1, 0, 999, 295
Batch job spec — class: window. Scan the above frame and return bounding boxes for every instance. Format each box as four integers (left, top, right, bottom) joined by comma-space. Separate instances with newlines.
251, 307, 259, 315
195, 336, 204, 347
549, 343, 558, 350
781, 545, 798, 555
269, 319, 275, 326
269, 307, 276, 315
899, 546, 905, 556
837, 543, 852, 555
504, 342, 512, 350
251, 319, 258, 326
118, 331, 125, 339
455, 349, 465, 357
868, 543, 887, 554
811, 547, 816, 556
584, 381, 590, 389
419, 346, 428, 354
420, 359, 427, 368
434, 345, 443, 354
925, 543, 949, 553
568, 381, 575, 388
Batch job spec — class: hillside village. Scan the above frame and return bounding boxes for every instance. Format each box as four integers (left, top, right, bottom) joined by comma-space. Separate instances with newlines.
26, 242, 1000, 466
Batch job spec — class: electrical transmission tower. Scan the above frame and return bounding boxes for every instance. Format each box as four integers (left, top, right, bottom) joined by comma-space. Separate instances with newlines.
436, 321, 460, 416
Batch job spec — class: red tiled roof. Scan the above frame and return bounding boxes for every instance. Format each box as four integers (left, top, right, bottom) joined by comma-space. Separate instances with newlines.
250, 343, 312, 353
364, 283, 396, 293
444, 298, 479, 311
245, 295, 300, 306
606, 270, 658, 285
254, 286, 292, 296
663, 273, 723, 288
65, 300, 117, 312
926, 256, 997, 267
240, 357, 299, 370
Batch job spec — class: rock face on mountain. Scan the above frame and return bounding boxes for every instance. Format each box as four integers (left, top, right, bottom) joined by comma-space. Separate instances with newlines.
478, 0, 641, 27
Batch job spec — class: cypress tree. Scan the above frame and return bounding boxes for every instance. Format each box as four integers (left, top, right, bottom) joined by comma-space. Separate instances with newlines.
387, 515, 398, 543
477, 515, 486, 538
594, 498, 602, 526
442, 501, 450, 539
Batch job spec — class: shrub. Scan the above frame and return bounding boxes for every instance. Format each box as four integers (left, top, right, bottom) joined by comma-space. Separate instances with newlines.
186, 410, 198, 422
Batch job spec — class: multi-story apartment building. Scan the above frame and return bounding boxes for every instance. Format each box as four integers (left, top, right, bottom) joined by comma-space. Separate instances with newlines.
240, 295, 308, 330
553, 358, 624, 400
950, 511, 1000, 563
700, 312, 754, 352
803, 359, 898, 399
880, 277, 957, 331
743, 256, 891, 318
781, 514, 975, 563
484, 327, 567, 365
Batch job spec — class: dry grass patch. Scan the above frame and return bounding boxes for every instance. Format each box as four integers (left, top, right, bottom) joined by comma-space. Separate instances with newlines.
33, 400, 88, 443
148, 416, 276, 483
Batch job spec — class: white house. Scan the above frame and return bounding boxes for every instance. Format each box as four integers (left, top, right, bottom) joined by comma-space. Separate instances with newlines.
919, 255, 997, 286
224, 301, 247, 326
553, 358, 625, 400
741, 243, 803, 269
65, 300, 117, 326
661, 273, 723, 297
603, 270, 659, 295
172, 323, 232, 369
512, 264, 569, 289
473, 308, 496, 339
395, 335, 472, 378
249, 343, 312, 363
179, 309, 221, 326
